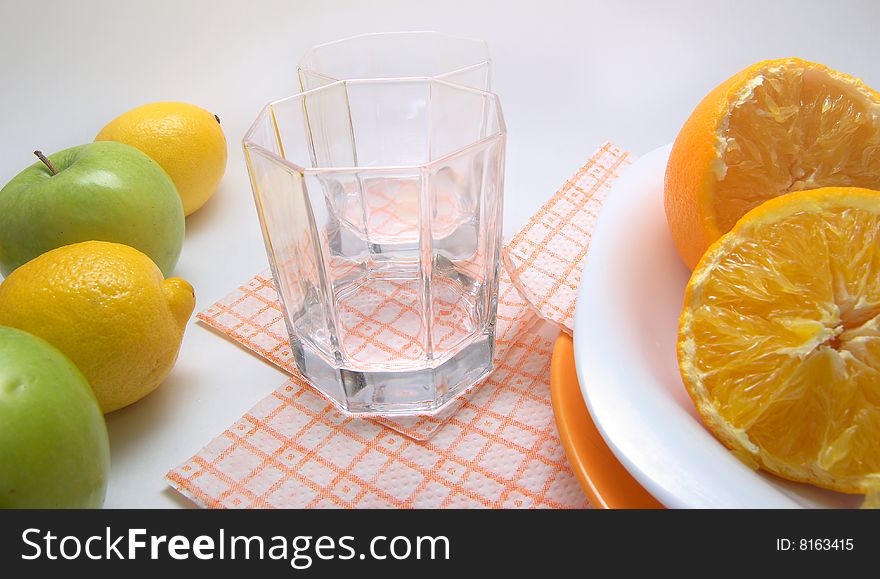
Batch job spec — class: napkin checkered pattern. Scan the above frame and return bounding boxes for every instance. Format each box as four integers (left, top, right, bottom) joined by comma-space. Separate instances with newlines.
166, 143, 632, 508
503, 142, 632, 332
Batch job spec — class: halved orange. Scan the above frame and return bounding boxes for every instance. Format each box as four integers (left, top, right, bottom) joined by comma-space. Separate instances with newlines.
665, 58, 880, 270
678, 186, 880, 496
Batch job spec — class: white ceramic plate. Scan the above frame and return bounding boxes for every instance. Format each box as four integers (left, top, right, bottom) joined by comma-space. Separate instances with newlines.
572, 144, 862, 508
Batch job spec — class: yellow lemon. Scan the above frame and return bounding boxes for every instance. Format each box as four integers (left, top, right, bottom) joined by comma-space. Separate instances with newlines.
96, 102, 227, 216
0, 241, 195, 413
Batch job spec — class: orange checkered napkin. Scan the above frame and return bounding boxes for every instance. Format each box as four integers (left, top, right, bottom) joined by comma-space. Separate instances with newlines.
166, 143, 631, 508
503, 143, 632, 333
188, 267, 544, 441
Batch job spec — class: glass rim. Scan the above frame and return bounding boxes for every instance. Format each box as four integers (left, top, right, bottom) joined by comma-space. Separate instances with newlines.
242, 76, 506, 176
297, 30, 491, 78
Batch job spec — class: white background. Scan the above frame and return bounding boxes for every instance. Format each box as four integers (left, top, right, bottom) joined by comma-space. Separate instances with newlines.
0, 0, 878, 507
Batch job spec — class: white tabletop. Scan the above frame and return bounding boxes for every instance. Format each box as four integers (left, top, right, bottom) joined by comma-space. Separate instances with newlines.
1, 0, 878, 508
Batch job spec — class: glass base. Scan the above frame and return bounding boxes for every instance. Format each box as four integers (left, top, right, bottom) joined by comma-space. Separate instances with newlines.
291, 331, 495, 416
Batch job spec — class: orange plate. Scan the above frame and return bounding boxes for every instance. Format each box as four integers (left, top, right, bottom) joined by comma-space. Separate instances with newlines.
551, 332, 663, 509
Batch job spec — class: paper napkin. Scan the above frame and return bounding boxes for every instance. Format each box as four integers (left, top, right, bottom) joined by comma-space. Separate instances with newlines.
166, 143, 632, 508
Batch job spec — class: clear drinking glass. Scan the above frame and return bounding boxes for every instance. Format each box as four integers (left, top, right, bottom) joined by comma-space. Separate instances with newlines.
243, 78, 506, 415
297, 31, 491, 91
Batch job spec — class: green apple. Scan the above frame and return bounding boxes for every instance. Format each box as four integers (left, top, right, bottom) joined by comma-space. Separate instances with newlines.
0, 326, 110, 508
0, 141, 184, 277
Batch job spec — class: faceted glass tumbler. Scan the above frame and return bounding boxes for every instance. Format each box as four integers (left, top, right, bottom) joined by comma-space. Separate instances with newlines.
297, 31, 490, 91
243, 78, 506, 416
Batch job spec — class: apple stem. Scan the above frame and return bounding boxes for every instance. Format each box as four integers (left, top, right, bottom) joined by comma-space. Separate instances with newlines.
33, 150, 59, 175
214, 114, 221, 125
